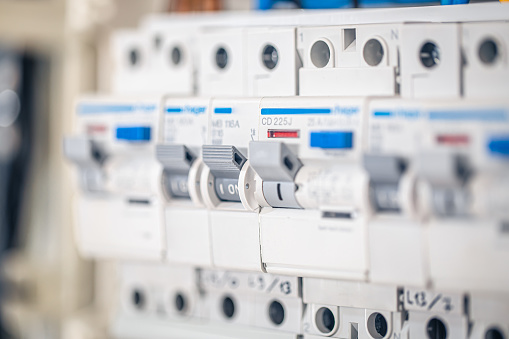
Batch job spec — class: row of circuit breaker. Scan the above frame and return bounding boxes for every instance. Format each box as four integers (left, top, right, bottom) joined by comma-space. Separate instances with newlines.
112, 22, 508, 99
110, 263, 509, 339
63, 93, 509, 294
64, 10, 509, 339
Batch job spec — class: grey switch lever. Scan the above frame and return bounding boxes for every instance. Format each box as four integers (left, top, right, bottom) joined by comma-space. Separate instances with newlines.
157, 144, 198, 199
416, 152, 472, 216
156, 144, 195, 172
63, 136, 105, 192
202, 145, 247, 202
249, 141, 303, 209
63, 136, 106, 167
416, 152, 471, 186
249, 141, 302, 182
202, 145, 247, 179
364, 155, 407, 212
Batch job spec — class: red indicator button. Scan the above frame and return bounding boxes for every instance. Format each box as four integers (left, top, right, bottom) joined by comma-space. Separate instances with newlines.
436, 134, 469, 145
267, 129, 300, 138
87, 124, 107, 135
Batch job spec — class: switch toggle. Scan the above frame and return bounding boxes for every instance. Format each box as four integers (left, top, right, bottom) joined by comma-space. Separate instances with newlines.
157, 144, 197, 199
202, 145, 247, 202
249, 141, 303, 209
416, 152, 472, 216
62, 136, 106, 192
364, 155, 407, 212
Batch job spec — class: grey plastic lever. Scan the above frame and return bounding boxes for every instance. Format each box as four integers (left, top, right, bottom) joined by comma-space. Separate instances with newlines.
249, 141, 302, 182
202, 145, 247, 179
249, 141, 303, 209
63, 136, 105, 167
63, 136, 105, 192
364, 155, 408, 212
156, 144, 196, 172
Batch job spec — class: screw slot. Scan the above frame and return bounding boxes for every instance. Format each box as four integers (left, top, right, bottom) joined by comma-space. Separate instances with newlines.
485, 327, 504, 339
478, 38, 499, 65
174, 292, 186, 313
310, 40, 331, 68
367, 312, 388, 338
262, 44, 279, 70
128, 48, 140, 67
222, 295, 235, 319
215, 47, 228, 69
363, 39, 384, 66
268, 300, 285, 325
131, 289, 145, 310
420, 42, 440, 68
171, 46, 183, 66
427, 317, 447, 339
315, 307, 336, 334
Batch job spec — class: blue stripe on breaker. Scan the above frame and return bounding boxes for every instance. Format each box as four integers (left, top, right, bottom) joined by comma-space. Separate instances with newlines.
373, 111, 393, 117
166, 107, 183, 113
214, 107, 232, 114
78, 104, 156, 114
428, 110, 507, 121
261, 108, 331, 115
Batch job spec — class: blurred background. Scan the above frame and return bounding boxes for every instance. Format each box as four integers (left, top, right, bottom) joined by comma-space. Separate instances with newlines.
0, 2, 252, 338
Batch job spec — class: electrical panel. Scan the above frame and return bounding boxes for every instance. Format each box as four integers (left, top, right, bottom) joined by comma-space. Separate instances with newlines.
64, 3, 509, 339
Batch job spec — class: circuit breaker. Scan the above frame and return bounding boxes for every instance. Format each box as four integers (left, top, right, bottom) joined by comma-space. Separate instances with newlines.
64, 3, 509, 339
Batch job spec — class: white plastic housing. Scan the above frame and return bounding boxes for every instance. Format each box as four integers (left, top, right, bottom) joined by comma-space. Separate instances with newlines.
71, 96, 164, 260
145, 30, 196, 95
297, 24, 400, 97
462, 22, 509, 98
247, 27, 299, 96
400, 23, 461, 99
198, 28, 247, 96
161, 97, 211, 266
111, 30, 150, 94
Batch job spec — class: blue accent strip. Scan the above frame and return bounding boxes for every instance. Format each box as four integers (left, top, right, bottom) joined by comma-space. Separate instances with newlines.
166, 107, 183, 113
116, 126, 151, 142
488, 137, 509, 157
373, 111, 393, 117
214, 107, 232, 114
78, 104, 156, 114
428, 110, 507, 121
262, 108, 331, 115
310, 131, 353, 149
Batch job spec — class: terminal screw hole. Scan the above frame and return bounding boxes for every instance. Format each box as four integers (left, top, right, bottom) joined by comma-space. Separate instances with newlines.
316, 307, 336, 334
367, 312, 388, 338
420, 42, 440, 68
222, 296, 235, 319
479, 39, 499, 65
427, 317, 447, 339
485, 328, 504, 339
174, 293, 186, 313
215, 47, 228, 69
310, 40, 331, 68
363, 39, 384, 66
171, 46, 182, 66
262, 44, 279, 70
268, 300, 285, 325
